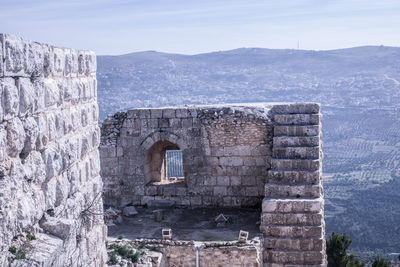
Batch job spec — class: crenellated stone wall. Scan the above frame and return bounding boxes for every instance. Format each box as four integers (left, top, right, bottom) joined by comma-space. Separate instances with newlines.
0, 34, 107, 266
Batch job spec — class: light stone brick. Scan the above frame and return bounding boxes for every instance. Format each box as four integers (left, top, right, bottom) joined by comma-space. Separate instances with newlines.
2, 77, 19, 120
44, 79, 60, 107
17, 78, 35, 116
6, 117, 25, 157
0, 34, 3, 77
3, 34, 26, 77
0, 128, 6, 161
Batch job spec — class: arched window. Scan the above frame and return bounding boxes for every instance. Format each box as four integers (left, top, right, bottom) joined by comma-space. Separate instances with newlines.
145, 140, 185, 184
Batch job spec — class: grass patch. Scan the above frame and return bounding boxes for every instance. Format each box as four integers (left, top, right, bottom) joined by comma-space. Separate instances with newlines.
8, 246, 26, 260
26, 232, 36, 241
108, 243, 140, 263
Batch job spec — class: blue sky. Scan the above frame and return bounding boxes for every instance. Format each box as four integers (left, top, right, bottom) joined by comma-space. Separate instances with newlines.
1, 0, 399, 55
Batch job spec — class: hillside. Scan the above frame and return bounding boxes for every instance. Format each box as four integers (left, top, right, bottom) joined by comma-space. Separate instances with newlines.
97, 46, 400, 254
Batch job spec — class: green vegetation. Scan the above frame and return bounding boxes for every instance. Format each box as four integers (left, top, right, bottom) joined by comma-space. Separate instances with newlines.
372, 257, 390, 267
8, 246, 17, 254
26, 232, 36, 241
327, 232, 397, 266
326, 232, 364, 267
8, 245, 26, 260
324, 108, 400, 254
107, 243, 140, 264
107, 252, 118, 265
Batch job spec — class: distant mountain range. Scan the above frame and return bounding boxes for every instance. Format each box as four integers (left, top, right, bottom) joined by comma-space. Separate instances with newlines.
97, 46, 400, 255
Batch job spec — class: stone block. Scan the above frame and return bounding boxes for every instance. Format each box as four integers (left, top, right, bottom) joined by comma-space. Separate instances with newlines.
40, 216, 75, 240
213, 186, 227, 196
44, 78, 61, 107
159, 118, 170, 128
21, 116, 39, 156
303, 251, 324, 265
267, 170, 320, 185
190, 196, 202, 206
0, 128, 6, 162
6, 117, 25, 157
181, 118, 192, 128
273, 146, 319, 159
242, 176, 256, 186
274, 125, 319, 137
3, 34, 26, 77
53, 47, 66, 77
85, 50, 97, 76
175, 186, 188, 196
17, 78, 35, 116
274, 114, 320, 125
271, 103, 320, 114
271, 159, 320, 171
273, 136, 319, 147
123, 206, 138, 217
230, 176, 241, 186
162, 109, 175, 118
162, 187, 176, 196
217, 176, 230, 186
2, 77, 19, 120
175, 109, 189, 118
0, 34, 3, 77
264, 184, 321, 198
42, 145, 63, 179
150, 109, 162, 119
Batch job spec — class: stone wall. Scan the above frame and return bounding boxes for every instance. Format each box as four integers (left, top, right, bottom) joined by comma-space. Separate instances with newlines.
131, 239, 262, 267
101, 104, 273, 208
101, 103, 326, 266
0, 34, 107, 266
261, 104, 327, 266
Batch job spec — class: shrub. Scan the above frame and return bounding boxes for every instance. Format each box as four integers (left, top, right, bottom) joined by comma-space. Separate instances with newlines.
107, 252, 118, 265
372, 257, 390, 267
26, 232, 36, 241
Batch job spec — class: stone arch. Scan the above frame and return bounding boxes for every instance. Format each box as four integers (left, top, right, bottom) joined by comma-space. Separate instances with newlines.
140, 131, 186, 151
141, 131, 187, 185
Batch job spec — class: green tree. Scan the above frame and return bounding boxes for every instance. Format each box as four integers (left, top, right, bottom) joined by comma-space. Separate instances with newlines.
326, 232, 364, 267
372, 257, 390, 267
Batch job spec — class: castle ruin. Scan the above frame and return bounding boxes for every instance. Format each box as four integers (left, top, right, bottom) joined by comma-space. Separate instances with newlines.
0, 34, 326, 266
101, 103, 326, 266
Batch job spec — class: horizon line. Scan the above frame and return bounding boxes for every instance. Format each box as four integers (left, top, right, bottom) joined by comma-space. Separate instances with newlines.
98, 44, 400, 57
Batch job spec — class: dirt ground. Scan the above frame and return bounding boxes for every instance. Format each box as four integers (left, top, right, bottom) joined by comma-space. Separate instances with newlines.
107, 207, 262, 241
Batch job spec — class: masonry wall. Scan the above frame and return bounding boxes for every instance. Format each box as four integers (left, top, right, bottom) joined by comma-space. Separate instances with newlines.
0, 34, 107, 266
131, 239, 262, 267
101, 105, 273, 208
261, 104, 327, 266
101, 103, 326, 266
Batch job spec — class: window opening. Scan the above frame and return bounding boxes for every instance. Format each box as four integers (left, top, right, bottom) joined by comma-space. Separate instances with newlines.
165, 150, 184, 180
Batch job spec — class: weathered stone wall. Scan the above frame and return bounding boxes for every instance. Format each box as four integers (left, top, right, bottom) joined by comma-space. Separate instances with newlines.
261, 104, 327, 266
101, 103, 326, 266
0, 34, 106, 266
131, 239, 262, 267
101, 104, 273, 208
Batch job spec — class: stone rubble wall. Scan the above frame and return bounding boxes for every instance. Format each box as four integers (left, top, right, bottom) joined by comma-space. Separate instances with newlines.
261, 104, 327, 266
101, 104, 273, 208
131, 239, 262, 267
0, 34, 107, 266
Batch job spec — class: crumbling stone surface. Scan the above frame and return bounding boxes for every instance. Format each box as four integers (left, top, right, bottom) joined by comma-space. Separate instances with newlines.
0, 34, 106, 266
106, 238, 262, 267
